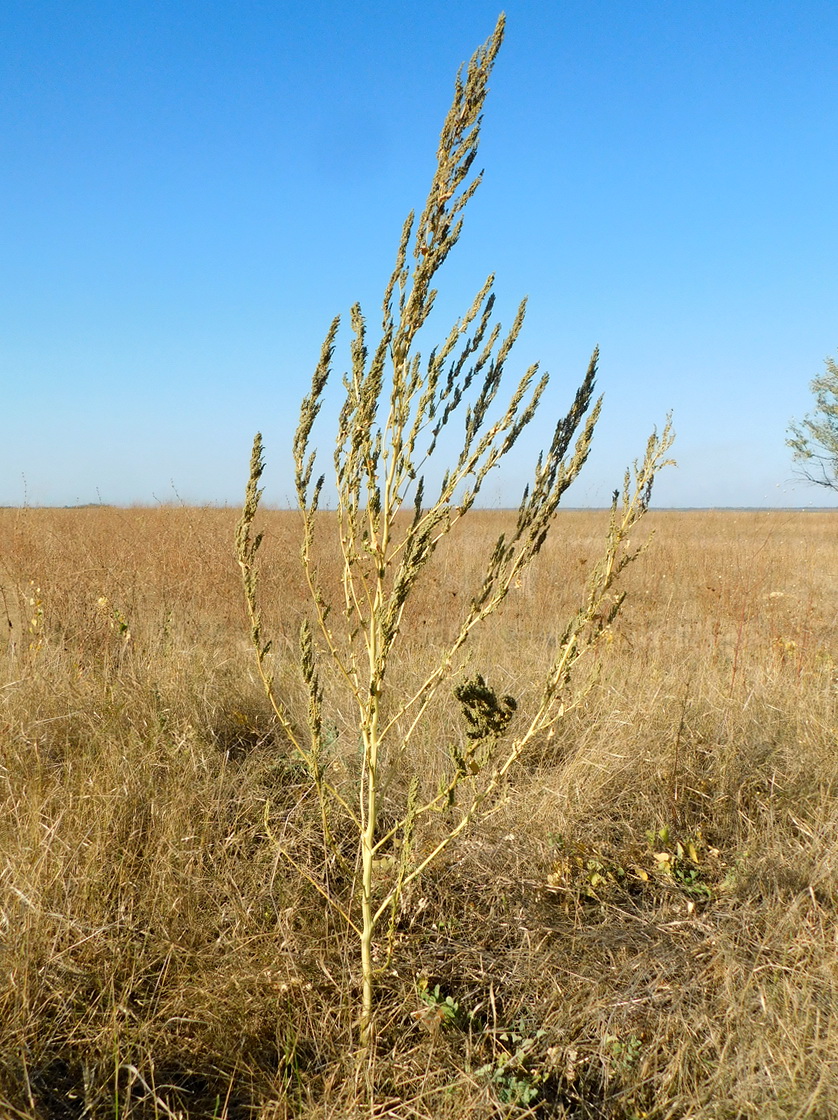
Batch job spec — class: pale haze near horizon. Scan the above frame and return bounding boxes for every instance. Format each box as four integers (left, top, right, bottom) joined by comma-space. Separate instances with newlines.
2, 1, 837, 509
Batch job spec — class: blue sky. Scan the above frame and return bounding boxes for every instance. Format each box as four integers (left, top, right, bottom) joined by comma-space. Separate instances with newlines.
2, 0, 837, 508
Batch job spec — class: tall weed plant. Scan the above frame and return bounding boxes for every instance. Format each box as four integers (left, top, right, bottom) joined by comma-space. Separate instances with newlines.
237, 15, 673, 1048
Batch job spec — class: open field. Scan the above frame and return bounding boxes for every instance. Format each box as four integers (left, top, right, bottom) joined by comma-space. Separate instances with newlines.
1, 506, 836, 1118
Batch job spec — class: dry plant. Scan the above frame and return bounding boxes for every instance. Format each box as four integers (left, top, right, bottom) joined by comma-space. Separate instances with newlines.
237, 15, 673, 1047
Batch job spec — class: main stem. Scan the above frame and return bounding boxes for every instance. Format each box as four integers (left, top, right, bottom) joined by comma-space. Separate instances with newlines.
359, 505, 391, 1047
359, 711, 378, 1048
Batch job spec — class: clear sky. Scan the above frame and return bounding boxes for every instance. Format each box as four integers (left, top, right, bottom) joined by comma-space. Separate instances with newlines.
2, 0, 837, 508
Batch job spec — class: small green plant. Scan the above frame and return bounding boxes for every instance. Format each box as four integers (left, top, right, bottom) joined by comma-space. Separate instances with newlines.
477, 1022, 548, 1106
647, 826, 717, 898
412, 979, 461, 1032
237, 15, 673, 1049
604, 1032, 643, 1078
546, 833, 631, 900
96, 595, 131, 641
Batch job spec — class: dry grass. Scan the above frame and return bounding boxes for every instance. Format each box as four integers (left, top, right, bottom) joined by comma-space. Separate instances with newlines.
1, 505, 837, 1118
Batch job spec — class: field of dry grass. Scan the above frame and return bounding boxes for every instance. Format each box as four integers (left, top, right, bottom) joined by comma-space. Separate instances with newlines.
1, 505, 836, 1118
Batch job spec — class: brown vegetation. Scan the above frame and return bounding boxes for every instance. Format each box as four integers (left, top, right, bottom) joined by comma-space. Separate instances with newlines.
1, 506, 836, 1117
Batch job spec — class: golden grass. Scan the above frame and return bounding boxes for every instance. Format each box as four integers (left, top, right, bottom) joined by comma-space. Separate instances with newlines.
1, 506, 836, 1118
